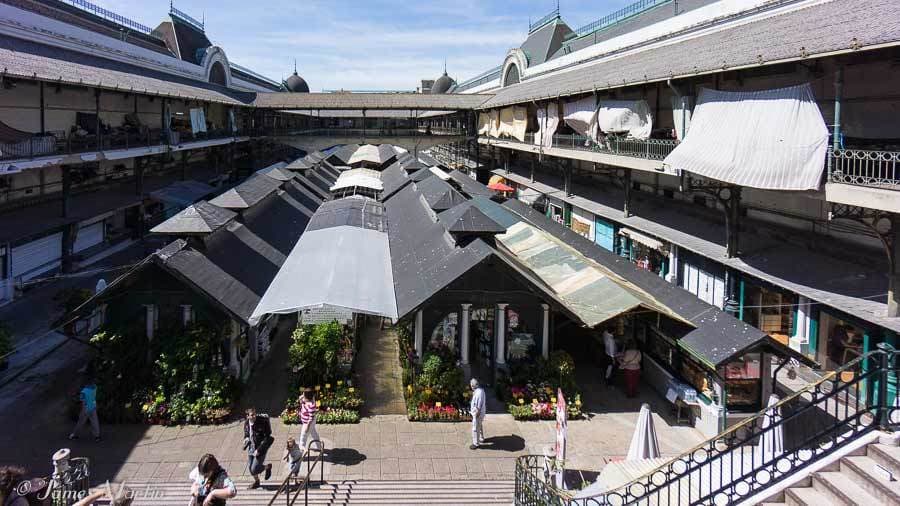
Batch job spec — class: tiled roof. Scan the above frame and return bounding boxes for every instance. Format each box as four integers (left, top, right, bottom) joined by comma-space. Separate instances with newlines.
481, 0, 900, 108
253, 92, 490, 110
0, 35, 250, 105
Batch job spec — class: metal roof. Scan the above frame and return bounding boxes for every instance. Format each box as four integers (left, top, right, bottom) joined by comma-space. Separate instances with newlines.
148, 180, 216, 208
305, 196, 387, 232
150, 200, 236, 235
415, 176, 467, 211
447, 170, 493, 198
330, 168, 384, 192
255, 162, 296, 181
480, 0, 900, 108
437, 201, 507, 234
208, 174, 282, 209
252, 92, 491, 110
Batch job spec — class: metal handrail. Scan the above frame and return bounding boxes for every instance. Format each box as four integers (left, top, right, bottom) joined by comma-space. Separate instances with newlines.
267, 439, 326, 506
515, 345, 900, 505
498, 132, 678, 161
569, 0, 672, 39
530, 7, 561, 33
63, 0, 159, 37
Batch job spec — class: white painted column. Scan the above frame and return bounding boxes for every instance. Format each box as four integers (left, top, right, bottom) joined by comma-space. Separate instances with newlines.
666, 244, 679, 284
144, 305, 155, 340
414, 310, 424, 358
460, 304, 471, 365
495, 303, 508, 366
790, 296, 811, 353
541, 303, 550, 359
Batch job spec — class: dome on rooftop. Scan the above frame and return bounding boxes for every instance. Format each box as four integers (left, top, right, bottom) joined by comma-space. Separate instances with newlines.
431, 71, 456, 94
285, 71, 309, 93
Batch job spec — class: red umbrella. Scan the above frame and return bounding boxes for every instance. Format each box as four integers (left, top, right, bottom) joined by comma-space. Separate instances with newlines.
488, 181, 514, 192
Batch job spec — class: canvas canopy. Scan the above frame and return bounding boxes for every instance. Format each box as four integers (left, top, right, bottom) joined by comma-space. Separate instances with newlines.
488, 109, 501, 137
249, 225, 398, 324
596, 100, 652, 140
499, 107, 515, 138
563, 96, 599, 141
663, 84, 828, 190
534, 103, 560, 149
497, 221, 685, 328
478, 112, 491, 135
330, 168, 383, 192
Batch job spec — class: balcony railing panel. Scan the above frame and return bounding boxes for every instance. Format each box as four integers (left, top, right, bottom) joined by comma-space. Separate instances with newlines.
829, 148, 900, 189
503, 133, 678, 161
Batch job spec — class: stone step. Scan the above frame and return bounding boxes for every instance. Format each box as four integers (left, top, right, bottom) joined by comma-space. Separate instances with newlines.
811, 470, 880, 505
868, 443, 900, 476
839, 455, 900, 505
784, 486, 842, 506
124, 479, 515, 506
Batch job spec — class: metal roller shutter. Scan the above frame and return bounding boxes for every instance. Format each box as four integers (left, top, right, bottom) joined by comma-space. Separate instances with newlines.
74, 221, 104, 253
12, 232, 63, 281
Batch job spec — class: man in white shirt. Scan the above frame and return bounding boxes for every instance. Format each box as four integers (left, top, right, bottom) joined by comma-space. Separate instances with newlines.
603, 328, 618, 385
469, 378, 486, 449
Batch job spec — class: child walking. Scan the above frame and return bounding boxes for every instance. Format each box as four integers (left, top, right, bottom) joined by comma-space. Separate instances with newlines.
282, 437, 303, 480
297, 389, 319, 453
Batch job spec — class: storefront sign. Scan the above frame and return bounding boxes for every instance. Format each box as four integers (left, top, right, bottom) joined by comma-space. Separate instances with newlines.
555, 388, 567, 489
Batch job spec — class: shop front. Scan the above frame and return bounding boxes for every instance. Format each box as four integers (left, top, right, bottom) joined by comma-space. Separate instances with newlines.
619, 228, 670, 278
740, 278, 798, 347
680, 249, 726, 309
570, 206, 593, 240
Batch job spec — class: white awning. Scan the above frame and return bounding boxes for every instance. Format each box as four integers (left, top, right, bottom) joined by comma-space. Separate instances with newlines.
663, 84, 829, 191
427, 166, 451, 180
499, 107, 515, 138
619, 228, 666, 252
596, 100, 652, 140
478, 112, 491, 135
488, 109, 500, 137
249, 225, 398, 324
517, 187, 544, 205
330, 168, 383, 192
512, 106, 528, 142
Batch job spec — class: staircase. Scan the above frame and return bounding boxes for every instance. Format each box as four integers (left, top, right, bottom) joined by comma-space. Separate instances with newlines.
759, 440, 900, 506
127, 479, 515, 505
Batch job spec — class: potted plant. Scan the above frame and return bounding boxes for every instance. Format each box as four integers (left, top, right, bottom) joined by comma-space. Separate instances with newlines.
0, 323, 12, 371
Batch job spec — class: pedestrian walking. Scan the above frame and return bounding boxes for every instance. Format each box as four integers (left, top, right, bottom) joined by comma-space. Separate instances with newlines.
69, 379, 100, 442
297, 390, 319, 452
602, 327, 618, 386
618, 341, 643, 398
282, 437, 303, 480
469, 378, 485, 449
242, 408, 273, 490
190, 454, 236, 506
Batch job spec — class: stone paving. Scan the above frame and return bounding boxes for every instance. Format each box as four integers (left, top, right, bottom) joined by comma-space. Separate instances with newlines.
355, 323, 406, 416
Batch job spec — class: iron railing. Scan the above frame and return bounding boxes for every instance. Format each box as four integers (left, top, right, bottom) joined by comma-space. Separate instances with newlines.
170, 5, 204, 31
0, 128, 247, 163
828, 147, 900, 189
515, 344, 900, 505
503, 133, 678, 161
267, 439, 326, 506
278, 128, 466, 137
456, 66, 503, 93
569, 0, 672, 39
530, 7, 561, 33
64, 0, 159, 37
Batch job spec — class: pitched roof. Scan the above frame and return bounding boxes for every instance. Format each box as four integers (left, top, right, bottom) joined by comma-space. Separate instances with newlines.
438, 201, 507, 234
150, 201, 236, 235
255, 162, 296, 181
415, 176, 467, 211
208, 174, 283, 209
305, 197, 386, 232
381, 162, 412, 200
480, 0, 900, 108
447, 170, 493, 198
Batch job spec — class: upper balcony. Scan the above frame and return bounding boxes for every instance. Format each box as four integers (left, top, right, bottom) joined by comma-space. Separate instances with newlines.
479, 132, 678, 173
825, 147, 900, 213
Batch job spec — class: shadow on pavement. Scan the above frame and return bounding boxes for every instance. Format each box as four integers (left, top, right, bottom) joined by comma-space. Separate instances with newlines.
324, 448, 366, 466
479, 435, 525, 452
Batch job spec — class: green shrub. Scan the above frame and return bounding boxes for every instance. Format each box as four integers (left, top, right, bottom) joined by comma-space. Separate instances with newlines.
289, 322, 345, 386
318, 408, 360, 424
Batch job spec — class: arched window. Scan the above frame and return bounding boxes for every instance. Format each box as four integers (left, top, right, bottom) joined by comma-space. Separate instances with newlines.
209, 61, 227, 86
503, 64, 520, 87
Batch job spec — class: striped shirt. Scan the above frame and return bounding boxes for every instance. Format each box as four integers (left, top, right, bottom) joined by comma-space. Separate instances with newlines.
299, 400, 317, 425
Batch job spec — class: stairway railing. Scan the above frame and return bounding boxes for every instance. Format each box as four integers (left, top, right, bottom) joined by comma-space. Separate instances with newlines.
267, 439, 326, 506
515, 344, 900, 505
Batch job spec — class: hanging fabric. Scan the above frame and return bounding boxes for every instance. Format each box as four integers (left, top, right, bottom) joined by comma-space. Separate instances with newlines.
535, 102, 560, 149
670, 96, 693, 140
488, 109, 501, 138
563, 96, 599, 142
511, 106, 528, 142
663, 83, 828, 191
189, 108, 207, 134
596, 100, 653, 140
477, 112, 491, 135
499, 107, 515, 138
228, 109, 237, 134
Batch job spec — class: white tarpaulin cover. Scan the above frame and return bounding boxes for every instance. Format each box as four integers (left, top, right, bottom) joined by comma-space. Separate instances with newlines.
663, 84, 828, 190
534, 103, 560, 149
330, 168, 383, 192
249, 225, 398, 324
512, 106, 528, 142
489, 109, 500, 138
499, 107, 515, 138
671, 96, 693, 140
478, 113, 491, 135
596, 100, 652, 140
189, 108, 207, 134
563, 96, 599, 141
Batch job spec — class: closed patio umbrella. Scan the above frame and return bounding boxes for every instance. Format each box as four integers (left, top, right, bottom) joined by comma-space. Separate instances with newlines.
626, 403, 660, 461
757, 394, 784, 462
